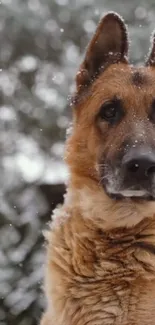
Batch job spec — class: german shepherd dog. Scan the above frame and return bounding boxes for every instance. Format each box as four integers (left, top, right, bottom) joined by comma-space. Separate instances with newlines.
40, 12, 155, 325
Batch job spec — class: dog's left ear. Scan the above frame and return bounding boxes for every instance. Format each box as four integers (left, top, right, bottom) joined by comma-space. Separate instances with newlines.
146, 32, 155, 66
76, 12, 129, 91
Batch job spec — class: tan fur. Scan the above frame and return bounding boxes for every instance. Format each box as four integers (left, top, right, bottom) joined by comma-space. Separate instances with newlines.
40, 13, 155, 325
41, 185, 155, 325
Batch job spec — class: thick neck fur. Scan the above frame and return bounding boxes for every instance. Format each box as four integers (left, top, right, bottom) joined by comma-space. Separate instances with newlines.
62, 175, 155, 276
65, 175, 155, 230
43, 175, 155, 325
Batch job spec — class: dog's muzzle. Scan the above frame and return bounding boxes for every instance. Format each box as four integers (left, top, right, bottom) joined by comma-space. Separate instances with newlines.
100, 147, 155, 200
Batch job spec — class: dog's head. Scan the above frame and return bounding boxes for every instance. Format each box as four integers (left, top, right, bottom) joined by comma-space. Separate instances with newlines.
65, 12, 155, 227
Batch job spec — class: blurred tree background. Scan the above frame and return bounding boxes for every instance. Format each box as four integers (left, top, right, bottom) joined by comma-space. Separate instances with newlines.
0, 0, 155, 324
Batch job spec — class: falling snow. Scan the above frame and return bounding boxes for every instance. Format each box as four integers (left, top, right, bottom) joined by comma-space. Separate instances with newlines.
0, 0, 155, 324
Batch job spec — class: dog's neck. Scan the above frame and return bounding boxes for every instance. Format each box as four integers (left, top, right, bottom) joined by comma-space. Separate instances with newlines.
63, 176, 155, 277
65, 175, 155, 230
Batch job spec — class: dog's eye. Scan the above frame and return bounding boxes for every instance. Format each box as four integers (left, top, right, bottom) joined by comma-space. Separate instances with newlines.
99, 104, 116, 120
98, 100, 124, 124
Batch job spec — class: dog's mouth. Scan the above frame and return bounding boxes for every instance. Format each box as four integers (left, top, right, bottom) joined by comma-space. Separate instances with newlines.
106, 188, 155, 201
100, 168, 155, 201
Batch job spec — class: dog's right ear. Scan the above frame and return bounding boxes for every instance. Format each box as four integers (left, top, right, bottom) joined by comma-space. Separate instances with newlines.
76, 12, 129, 91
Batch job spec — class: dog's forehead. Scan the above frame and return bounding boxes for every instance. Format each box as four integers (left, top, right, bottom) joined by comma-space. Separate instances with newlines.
74, 64, 155, 109
98, 64, 155, 88
93, 64, 155, 104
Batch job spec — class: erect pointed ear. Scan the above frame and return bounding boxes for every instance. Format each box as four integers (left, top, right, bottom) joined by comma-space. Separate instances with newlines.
76, 12, 129, 91
145, 32, 155, 66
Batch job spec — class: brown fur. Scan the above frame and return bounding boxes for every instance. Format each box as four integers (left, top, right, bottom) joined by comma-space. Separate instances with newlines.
40, 13, 155, 325
131, 71, 149, 87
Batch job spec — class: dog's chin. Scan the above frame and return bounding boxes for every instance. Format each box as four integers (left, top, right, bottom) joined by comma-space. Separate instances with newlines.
105, 187, 155, 201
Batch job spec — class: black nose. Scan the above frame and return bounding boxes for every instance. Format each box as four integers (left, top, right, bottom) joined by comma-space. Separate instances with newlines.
122, 148, 155, 181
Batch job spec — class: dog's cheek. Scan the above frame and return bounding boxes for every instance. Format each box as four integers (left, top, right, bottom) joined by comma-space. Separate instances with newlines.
87, 127, 102, 163
64, 128, 95, 179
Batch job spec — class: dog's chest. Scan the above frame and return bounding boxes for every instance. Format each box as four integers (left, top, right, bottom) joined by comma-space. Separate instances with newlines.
65, 235, 155, 325
49, 217, 155, 325
67, 265, 155, 325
